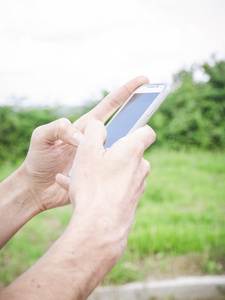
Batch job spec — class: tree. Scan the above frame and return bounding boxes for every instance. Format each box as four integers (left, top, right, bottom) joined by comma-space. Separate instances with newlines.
149, 58, 225, 150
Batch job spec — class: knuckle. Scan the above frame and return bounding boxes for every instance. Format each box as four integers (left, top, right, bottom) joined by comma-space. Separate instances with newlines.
56, 118, 71, 139
31, 125, 43, 142
57, 118, 71, 131
107, 95, 121, 110
32, 126, 40, 137
147, 126, 156, 142
145, 160, 151, 175
141, 158, 150, 178
152, 130, 156, 142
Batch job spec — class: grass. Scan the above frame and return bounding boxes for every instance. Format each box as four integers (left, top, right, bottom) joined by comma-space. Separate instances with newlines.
0, 148, 225, 287
104, 148, 225, 284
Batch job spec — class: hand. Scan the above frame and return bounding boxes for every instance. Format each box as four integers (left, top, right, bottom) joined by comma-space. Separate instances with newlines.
22, 118, 82, 212
23, 76, 149, 212
69, 120, 156, 260
56, 75, 149, 191
0, 118, 155, 300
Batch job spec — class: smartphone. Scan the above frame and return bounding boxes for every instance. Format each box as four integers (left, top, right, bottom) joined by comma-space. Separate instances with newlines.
104, 83, 170, 148
68, 83, 170, 177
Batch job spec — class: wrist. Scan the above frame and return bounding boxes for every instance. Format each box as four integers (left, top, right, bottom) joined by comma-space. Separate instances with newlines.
49, 212, 122, 299
20, 162, 45, 213
0, 213, 120, 300
17, 163, 42, 216
0, 164, 41, 248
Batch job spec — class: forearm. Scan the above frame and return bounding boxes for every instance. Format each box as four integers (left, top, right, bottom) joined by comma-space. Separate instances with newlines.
0, 213, 119, 300
0, 164, 40, 248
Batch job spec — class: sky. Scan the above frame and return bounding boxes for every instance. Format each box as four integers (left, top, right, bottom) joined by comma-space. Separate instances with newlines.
0, 0, 224, 107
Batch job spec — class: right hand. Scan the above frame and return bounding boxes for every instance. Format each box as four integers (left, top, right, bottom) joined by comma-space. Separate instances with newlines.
55, 76, 150, 192
69, 120, 156, 259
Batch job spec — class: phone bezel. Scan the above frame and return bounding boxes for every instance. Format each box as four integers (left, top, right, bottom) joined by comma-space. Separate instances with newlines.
106, 83, 170, 135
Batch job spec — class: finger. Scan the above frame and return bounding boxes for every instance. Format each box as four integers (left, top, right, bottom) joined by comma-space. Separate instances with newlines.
123, 125, 156, 153
55, 173, 70, 191
141, 158, 151, 179
33, 118, 84, 146
89, 76, 149, 123
82, 120, 107, 150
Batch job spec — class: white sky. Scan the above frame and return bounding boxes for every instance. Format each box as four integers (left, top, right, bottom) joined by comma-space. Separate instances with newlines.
0, 0, 224, 107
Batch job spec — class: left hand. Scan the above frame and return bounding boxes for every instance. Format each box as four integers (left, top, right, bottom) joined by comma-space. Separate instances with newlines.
22, 118, 82, 211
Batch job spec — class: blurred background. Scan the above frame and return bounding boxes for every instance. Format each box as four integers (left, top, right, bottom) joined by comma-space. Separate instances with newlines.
0, 0, 224, 106
0, 0, 225, 293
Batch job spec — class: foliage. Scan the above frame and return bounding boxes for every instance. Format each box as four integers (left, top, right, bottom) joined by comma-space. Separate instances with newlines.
149, 59, 225, 150
0, 58, 225, 164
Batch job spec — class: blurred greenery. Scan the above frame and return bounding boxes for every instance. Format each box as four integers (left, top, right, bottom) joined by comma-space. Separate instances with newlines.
0, 58, 225, 164
148, 58, 225, 150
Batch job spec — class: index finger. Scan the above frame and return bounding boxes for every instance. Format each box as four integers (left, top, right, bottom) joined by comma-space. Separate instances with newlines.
123, 125, 156, 153
90, 76, 149, 123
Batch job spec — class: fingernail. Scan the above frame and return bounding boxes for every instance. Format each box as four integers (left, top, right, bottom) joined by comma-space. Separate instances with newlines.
73, 132, 84, 146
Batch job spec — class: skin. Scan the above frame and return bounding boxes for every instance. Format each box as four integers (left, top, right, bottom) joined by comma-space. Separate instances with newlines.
0, 76, 156, 299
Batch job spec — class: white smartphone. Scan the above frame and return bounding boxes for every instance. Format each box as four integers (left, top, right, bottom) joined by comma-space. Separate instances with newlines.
104, 83, 170, 148
68, 83, 170, 177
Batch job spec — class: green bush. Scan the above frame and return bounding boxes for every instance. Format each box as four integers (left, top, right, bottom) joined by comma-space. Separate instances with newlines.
149, 59, 225, 150
0, 58, 225, 164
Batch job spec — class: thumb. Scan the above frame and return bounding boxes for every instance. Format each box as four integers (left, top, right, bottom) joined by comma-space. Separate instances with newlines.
32, 118, 84, 147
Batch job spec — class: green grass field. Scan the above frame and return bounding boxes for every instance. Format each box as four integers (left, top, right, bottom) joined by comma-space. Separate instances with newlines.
0, 148, 224, 287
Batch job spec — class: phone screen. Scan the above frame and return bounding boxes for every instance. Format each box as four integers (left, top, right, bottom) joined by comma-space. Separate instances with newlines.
104, 92, 159, 148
